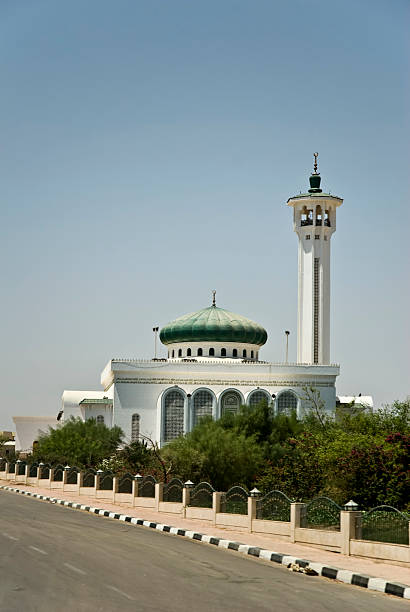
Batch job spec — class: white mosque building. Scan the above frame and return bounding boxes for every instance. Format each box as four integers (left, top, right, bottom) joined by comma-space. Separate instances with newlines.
13, 158, 372, 452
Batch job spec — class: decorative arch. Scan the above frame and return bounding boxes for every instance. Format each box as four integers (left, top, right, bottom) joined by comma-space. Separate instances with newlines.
131, 413, 140, 442
276, 390, 298, 415
191, 388, 215, 429
248, 389, 271, 407
219, 389, 244, 417
162, 387, 186, 443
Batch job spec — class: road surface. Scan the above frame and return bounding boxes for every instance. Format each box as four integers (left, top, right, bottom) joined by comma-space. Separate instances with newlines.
0, 491, 406, 611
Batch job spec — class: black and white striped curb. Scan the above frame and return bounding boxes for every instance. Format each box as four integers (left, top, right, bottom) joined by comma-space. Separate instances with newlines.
1, 485, 409, 600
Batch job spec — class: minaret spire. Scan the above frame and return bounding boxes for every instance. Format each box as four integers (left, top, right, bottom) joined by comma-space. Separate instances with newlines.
212, 290, 216, 307
313, 151, 319, 174
308, 151, 322, 193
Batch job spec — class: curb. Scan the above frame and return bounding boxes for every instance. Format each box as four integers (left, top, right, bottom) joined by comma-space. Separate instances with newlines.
1, 485, 409, 600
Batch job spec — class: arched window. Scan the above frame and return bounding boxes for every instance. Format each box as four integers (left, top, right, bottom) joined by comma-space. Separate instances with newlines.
248, 390, 270, 407
192, 390, 213, 428
187, 348, 191, 357
197, 348, 203, 356
178, 349, 182, 357
243, 349, 247, 358
209, 348, 215, 356
131, 413, 140, 441
163, 389, 184, 442
96, 415, 104, 425
221, 348, 226, 357
277, 391, 298, 415
172, 350, 175, 358
232, 349, 238, 358
221, 391, 242, 416
250, 350, 254, 359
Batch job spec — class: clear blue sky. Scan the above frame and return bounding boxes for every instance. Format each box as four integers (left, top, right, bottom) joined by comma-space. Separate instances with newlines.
1, 0, 409, 428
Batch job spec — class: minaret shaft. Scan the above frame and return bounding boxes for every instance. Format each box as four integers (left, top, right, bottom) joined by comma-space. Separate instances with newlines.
287, 159, 342, 365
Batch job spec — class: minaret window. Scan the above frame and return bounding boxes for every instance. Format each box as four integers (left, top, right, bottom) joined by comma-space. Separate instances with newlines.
209, 348, 215, 356
163, 390, 184, 442
197, 348, 203, 357
221, 348, 226, 357
315, 205, 322, 226
192, 390, 213, 427
324, 210, 331, 227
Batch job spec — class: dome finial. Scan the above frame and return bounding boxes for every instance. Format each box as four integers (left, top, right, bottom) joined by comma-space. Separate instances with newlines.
313, 151, 319, 175
212, 289, 216, 307
308, 152, 322, 193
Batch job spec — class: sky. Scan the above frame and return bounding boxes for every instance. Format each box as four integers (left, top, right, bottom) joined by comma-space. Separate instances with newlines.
1, 0, 409, 429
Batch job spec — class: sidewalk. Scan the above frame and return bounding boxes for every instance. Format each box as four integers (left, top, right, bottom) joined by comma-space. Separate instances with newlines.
1, 479, 409, 589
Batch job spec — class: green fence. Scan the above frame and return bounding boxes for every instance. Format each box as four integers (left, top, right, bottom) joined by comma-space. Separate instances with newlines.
256, 490, 292, 522
300, 497, 342, 531
359, 506, 409, 545
220, 486, 249, 515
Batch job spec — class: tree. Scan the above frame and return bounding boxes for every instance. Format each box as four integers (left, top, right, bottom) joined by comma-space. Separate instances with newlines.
34, 417, 124, 468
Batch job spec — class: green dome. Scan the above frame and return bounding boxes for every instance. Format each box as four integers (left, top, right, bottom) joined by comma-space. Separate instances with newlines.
160, 306, 268, 346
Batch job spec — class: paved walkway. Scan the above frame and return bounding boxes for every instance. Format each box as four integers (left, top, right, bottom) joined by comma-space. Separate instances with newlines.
1, 479, 409, 587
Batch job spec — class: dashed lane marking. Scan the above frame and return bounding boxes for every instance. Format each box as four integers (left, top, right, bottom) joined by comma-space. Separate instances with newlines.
64, 562, 87, 575
2, 533, 18, 541
29, 545, 47, 555
106, 585, 135, 601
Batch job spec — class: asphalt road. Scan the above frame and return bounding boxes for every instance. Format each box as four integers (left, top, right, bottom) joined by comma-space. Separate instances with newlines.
0, 491, 407, 612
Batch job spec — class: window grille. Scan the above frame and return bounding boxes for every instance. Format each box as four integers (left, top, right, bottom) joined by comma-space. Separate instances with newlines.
96, 415, 104, 424
131, 413, 140, 442
193, 390, 213, 427
277, 391, 297, 415
249, 390, 269, 406
314, 257, 320, 363
164, 390, 184, 442
221, 391, 241, 416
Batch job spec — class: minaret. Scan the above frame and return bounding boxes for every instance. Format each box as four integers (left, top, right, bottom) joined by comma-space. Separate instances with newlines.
287, 154, 343, 364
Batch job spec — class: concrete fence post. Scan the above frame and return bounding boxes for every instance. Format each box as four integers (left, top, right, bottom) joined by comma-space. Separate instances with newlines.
213, 492, 223, 526
23, 463, 29, 484
340, 510, 362, 555
48, 468, 54, 489
155, 483, 164, 511
78, 472, 84, 488
112, 477, 118, 502
95, 470, 103, 497
290, 502, 305, 543
182, 487, 191, 518
247, 496, 258, 533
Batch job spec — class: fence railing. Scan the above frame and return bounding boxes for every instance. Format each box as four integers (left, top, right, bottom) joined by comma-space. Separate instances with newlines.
163, 478, 183, 503
359, 505, 410, 546
118, 473, 134, 494
220, 486, 249, 515
82, 469, 96, 487
137, 475, 156, 498
52, 465, 64, 482
189, 482, 214, 508
256, 490, 292, 522
300, 496, 342, 531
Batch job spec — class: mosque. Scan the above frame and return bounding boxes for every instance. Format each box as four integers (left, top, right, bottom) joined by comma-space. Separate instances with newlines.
13, 157, 372, 452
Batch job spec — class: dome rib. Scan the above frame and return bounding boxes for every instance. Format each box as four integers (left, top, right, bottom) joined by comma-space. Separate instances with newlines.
159, 306, 268, 346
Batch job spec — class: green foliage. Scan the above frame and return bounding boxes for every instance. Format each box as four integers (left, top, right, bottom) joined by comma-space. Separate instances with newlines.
34, 417, 124, 468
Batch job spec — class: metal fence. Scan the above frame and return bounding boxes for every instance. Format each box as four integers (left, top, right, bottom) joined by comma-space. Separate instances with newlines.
163, 478, 183, 503
66, 467, 79, 485
256, 490, 292, 522
300, 496, 342, 531
17, 462, 26, 476
189, 482, 214, 508
99, 472, 114, 490
8, 462, 15, 474
118, 473, 134, 494
39, 464, 50, 479
52, 465, 64, 481
137, 475, 156, 498
220, 486, 249, 515
359, 506, 409, 545
28, 463, 38, 477
82, 469, 96, 487
0, 459, 6, 471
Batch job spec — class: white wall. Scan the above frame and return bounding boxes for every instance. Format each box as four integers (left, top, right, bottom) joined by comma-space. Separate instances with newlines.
13, 416, 57, 452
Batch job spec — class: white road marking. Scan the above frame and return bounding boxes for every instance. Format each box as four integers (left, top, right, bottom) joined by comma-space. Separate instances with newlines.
106, 585, 134, 601
2, 533, 18, 541
64, 562, 87, 575
29, 545, 47, 555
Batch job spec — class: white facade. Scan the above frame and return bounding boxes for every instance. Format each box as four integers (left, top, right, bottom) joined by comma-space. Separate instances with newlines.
13, 416, 57, 453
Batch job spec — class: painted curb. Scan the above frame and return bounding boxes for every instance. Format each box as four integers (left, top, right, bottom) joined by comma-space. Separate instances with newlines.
1, 485, 409, 600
